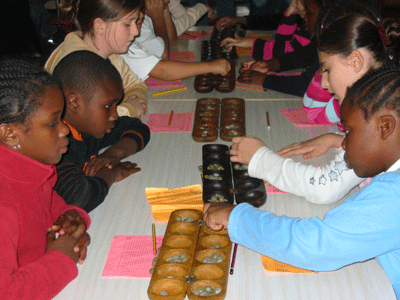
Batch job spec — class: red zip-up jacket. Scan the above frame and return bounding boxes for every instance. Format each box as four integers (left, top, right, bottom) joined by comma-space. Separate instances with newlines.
0, 144, 91, 299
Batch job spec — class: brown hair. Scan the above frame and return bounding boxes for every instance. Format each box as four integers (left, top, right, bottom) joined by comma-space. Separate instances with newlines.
318, 0, 400, 66
60, 0, 144, 34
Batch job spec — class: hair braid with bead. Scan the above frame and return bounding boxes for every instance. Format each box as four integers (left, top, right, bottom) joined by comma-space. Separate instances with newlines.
0, 59, 58, 127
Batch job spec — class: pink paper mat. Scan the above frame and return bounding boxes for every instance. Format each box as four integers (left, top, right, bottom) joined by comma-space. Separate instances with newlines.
280, 108, 338, 127
178, 30, 212, 40
266, 184, 288, 194
145, 77, 185, 90
102, 235, 164, 278
147, 112, 193, 132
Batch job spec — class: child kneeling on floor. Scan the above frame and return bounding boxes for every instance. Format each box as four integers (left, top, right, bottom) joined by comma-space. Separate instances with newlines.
53, 50, 150, 213
203, 66, 400, 297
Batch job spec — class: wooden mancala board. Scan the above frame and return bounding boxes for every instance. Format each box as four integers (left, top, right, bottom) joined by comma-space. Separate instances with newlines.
194, 26, 238, 94
192, 98, 245, 142
148, 209, 232, 300
202, 144, 266, 208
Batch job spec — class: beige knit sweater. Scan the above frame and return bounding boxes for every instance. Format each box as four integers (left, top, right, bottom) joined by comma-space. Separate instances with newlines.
44, 32, 148, 118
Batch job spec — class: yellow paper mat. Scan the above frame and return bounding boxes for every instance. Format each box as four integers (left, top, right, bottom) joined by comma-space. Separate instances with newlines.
237, 33, 272, 56
146, 185, 204, 221
261, 255, 315, 273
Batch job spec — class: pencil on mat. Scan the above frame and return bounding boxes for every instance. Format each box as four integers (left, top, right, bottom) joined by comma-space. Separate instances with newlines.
152, 87, 187, 97
266, 111, 270, 128
183, 31, 198, 38
230, 243, 238, 275
168, 110, 174, 126
236, 84, 264, 92
152, 223, 157, 255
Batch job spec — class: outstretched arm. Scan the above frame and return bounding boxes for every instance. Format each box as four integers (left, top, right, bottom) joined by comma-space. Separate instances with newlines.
230, 136, 363, 204
149, 59, 231, 80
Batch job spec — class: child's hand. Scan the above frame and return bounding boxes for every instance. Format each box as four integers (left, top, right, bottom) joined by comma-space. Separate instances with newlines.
249, 59, 280, 73
51, 209, 87, 235
46, 221, 91, 264
237, 70, 266, 87
84, 153, 121, 177
240, 60, 256, 72
286, 0, 300, 15
131, 97, 147, 119
211, 58, 231, 75
111, 162, 141, 183
203, 203, 235, 231
277, 133, 345, 159
220, 36, 254, 50
230, 136, 266, 164
205, 4, 213, 18
216, 17, 237, 30
146, 0, 165, 19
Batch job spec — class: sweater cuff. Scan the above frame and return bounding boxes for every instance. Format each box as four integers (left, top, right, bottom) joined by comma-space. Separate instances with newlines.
121, 130, 146, 151
118, 102, 137, 118
228, 202, 253, 242
252, 39, 267, 60
248, 146, 270, 178
63, 206, 91, 229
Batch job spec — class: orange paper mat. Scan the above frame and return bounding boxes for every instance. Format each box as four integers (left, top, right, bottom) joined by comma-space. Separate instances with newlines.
145, 185, 203, 222
261, 255, 315, 273
237, 33, 272, 56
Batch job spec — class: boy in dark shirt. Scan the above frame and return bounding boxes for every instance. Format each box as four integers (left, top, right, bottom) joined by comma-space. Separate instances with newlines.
53, 50, 150, 212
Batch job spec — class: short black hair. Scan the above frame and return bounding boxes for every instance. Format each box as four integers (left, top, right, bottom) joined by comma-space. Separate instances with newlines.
53, 50, 123, 102
344, 66, 400, 121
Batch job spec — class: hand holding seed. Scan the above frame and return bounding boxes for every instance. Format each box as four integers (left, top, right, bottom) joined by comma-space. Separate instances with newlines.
203, 203, 235, 231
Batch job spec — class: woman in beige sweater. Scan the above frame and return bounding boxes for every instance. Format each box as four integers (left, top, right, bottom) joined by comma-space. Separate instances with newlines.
45, 0, 147, 119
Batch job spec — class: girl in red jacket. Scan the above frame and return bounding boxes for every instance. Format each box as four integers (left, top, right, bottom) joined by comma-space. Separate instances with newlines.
0, 59, 91, 300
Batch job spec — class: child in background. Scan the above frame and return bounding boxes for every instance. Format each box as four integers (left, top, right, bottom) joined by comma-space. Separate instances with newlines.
221, 0, 328, 97
215, 11, 282, 31
279, 0, 400, 159
122, 6, 230, 82
302, 0, 383, 125
220, 1, 400, 205
53, 51, 150, 213
168, 0, 213, 37
0, 59, 91, 299
203, 66, 400, 298
44, 0, 148, 119
143, 0, 176, 60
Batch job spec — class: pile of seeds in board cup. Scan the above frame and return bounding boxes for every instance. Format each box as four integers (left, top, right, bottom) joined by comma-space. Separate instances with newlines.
147, 209, 233, 300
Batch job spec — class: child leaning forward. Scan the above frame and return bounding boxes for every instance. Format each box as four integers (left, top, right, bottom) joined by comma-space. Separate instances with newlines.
53, 51, 150, 213
203, 67, 400, 297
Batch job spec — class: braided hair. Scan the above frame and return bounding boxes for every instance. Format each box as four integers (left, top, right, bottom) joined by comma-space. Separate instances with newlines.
0, 59, 58, 127
344, 66, 400, 121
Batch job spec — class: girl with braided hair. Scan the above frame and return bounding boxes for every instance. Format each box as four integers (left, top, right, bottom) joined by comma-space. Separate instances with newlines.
203, 66, 400, 298
0, 59, 91, 299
